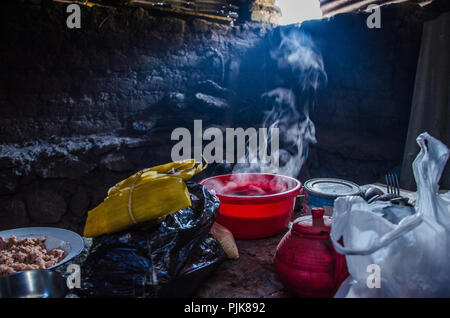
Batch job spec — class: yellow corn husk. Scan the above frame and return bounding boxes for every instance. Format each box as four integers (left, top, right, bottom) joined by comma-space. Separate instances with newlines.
148, 159, 206, 181
83, 159, 206, 238
106, 159, 205, 197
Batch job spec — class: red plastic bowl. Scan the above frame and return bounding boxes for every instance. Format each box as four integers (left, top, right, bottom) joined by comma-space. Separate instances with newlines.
199, 173, 302, 239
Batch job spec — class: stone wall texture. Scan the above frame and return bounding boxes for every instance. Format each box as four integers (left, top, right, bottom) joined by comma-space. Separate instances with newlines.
304, 4, 424, 183
0, 0, 427, 232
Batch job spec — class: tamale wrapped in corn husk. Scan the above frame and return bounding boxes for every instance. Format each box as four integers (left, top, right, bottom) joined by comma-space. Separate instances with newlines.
83, 159, 206, 237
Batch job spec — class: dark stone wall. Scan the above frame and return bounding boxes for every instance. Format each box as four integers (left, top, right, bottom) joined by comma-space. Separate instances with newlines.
0, 1, 267, 142
303, 3, 424, 184
0, 0, 269, 232
0, 1, 427, 232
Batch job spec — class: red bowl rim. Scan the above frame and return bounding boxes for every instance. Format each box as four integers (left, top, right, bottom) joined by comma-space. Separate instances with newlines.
199, 173, 302, 205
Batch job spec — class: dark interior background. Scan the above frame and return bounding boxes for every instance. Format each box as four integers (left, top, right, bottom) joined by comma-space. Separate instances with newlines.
0, 0, 446, 232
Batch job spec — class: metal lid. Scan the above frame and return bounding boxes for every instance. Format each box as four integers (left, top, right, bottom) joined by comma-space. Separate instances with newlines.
304, 178, 361, 199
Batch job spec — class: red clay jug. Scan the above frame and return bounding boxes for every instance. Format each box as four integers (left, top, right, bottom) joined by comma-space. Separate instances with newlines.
274, 208, 349, 298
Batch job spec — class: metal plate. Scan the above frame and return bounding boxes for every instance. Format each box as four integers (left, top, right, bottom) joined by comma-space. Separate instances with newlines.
0, 227, 84, 269
304, 178, 361, 199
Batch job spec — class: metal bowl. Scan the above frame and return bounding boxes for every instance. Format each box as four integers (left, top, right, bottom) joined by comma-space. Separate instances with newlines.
0, 270, 68, 298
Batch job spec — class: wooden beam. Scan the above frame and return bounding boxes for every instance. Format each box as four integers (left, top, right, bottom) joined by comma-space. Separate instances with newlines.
52, 0, 234, 24
130, 0, 234, 23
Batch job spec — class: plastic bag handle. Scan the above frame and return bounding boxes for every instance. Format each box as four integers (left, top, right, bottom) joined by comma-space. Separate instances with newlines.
330, 207, 423, 255
331, 132, 449, 256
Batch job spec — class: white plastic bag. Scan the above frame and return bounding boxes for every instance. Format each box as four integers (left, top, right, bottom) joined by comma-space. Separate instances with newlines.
331, 132, 450, 298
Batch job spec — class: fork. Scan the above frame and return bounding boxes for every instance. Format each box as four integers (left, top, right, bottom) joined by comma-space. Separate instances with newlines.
385, 173, 411, 205
385, 173, 400, 197
368, 174, 406, 204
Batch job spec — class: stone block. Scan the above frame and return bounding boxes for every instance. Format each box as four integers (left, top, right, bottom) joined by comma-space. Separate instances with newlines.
0, 169, 21, 194
26, 189, 66, 224
0, 199, 29, 230
100, 152, 134, 172
70, 190, 90, 218
34, 154, 97, 180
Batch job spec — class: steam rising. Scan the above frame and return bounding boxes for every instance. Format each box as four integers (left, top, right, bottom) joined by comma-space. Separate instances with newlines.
270, 30, 327, 91
233, 28, 327, 178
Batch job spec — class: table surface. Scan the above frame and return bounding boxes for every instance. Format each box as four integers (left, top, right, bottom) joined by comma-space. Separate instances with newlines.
194, 183, 444, 298
64, 183, 446, 298
195, 228, 294, 298
194, 210, 304, 298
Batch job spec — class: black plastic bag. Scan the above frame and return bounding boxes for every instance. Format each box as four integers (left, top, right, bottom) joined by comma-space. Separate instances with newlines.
79, 183, 224, 298
158, 234, 224, 298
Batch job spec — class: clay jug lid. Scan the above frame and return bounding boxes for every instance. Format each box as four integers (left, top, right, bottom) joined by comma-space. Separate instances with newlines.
293, 208, 331, 236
